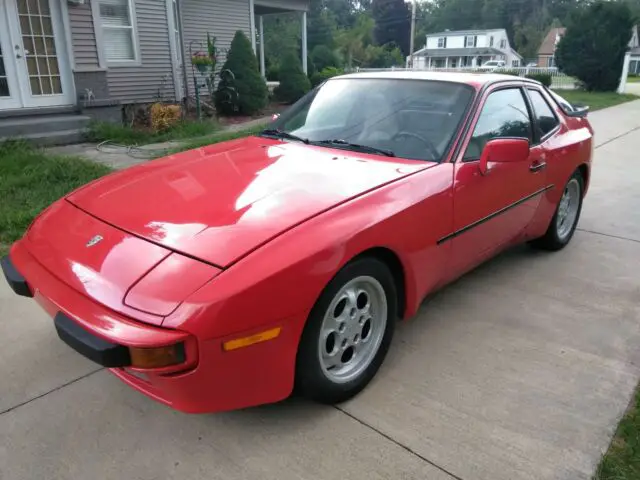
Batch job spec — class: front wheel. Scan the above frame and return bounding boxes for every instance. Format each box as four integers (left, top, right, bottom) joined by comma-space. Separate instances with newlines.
295, 258, 397, 404
531, 170, 584, 251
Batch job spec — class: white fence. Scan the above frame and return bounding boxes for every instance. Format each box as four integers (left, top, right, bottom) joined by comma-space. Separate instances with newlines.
353, 66, 578, 90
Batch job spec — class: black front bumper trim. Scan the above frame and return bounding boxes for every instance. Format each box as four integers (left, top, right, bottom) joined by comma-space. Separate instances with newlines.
54, 313, 131, 368
1, 255, 33, 298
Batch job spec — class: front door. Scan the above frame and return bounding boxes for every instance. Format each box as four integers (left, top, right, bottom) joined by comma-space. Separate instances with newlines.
447, 85, 547, 275
0, 0, 74, 111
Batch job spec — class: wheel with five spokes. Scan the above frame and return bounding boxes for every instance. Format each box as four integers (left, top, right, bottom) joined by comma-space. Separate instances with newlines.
295, 257, 397, 404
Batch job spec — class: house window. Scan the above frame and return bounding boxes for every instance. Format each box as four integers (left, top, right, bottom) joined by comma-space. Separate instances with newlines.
98, 0, 138, 63
549, 56, 556, 68
512, 59, 520, 67
437, 37, 447, 48
499, 38, 506, 49
465, 36, 477, 47
489, 36, 494, 47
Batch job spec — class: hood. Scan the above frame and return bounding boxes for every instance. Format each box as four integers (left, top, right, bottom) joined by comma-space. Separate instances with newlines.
67, 137, 431, 267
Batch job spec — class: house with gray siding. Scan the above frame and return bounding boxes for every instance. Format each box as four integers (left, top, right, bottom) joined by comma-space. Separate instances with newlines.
0, 0, 308, 144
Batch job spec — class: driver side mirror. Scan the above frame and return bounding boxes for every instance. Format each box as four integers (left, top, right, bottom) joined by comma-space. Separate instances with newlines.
479, 138, 530, 175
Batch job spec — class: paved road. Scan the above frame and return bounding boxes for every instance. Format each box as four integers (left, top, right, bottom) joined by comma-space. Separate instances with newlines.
2, 101, 640, 480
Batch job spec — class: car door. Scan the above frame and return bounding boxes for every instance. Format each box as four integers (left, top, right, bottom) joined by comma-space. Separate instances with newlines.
445, 85, 548, 275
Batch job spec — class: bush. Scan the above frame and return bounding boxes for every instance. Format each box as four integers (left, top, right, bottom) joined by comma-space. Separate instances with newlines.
311, 45, 340, 71
310, 67, 345, 87
266, 64, 279, 82
214, 30, 268, 115
525, 73, 552, 87
274, 52, 312, 104
556, 1, 634, 91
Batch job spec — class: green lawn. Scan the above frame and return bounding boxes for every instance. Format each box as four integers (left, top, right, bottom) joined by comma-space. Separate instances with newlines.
0, 141, 112, 256
595, 386, 640, 479
87, 118, 220, 145
627, 76, 640, 83
553, 90, 639, 111
0, 126, 263, 256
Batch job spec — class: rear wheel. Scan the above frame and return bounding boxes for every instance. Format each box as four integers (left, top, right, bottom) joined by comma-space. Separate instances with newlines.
531, 170, 584, 251
295, 258, 396, 404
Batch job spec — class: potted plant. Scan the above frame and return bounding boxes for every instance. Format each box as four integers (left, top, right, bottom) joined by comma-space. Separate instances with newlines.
191, 51, 213, 74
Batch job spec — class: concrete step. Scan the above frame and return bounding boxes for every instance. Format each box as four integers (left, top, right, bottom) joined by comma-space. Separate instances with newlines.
0, 128, 87, 147
0, 114, 91, 138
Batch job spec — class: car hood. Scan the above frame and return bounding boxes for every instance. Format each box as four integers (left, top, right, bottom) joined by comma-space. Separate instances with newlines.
67, 137, 434, 267
67, 137, 432, 267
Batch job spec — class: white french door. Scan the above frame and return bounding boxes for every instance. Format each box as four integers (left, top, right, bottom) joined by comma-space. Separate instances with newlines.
0, 0, 74, 111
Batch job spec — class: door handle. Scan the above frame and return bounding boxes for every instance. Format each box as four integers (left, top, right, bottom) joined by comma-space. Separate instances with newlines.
529, 161, 547, 173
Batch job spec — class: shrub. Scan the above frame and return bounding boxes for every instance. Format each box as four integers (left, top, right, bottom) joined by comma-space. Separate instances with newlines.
526, 73, 552, 87
310, 67, 345, 87
150, 103, 181, 132
311, 45, 340, 71
274, 52, 312, 104
556, 1, 634, 91
214, 30, 268, 115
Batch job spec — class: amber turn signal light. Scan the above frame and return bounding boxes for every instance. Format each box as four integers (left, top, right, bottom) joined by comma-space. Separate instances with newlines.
222, 327, 281, 351
129, 343, 186, 369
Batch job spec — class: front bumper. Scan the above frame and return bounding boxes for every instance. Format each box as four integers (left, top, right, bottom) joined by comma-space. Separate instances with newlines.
2, 241, 300, 413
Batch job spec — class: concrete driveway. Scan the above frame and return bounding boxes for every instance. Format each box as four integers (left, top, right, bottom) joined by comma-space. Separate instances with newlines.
2, 101, 640, 480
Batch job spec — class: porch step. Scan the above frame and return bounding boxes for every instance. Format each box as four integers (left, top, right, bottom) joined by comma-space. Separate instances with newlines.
0, 114, 91, 146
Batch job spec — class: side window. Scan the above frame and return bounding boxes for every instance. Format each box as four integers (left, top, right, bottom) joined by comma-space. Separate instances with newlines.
528, 89, 560, 139
463, 88, 532, 161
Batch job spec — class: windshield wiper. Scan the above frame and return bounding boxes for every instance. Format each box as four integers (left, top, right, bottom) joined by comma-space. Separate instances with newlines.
259, 128, 309, 144
313, 139, 395, 157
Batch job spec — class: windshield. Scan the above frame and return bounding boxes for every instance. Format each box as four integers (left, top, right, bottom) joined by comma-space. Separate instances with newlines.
268, 78, 474, 162
484, 61, 499, 66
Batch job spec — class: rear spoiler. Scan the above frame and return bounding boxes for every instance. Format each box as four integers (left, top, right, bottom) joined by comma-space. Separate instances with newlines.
565, 105, 589, 118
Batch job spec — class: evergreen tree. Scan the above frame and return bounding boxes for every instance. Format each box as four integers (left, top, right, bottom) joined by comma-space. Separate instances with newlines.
372, 0, 411, 56
274, 52, 312, 104
214, 31, 268, 116
556, 1, 634, 91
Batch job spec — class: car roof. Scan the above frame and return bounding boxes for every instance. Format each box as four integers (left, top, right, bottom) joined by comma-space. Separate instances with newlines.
336, 71, 539, 89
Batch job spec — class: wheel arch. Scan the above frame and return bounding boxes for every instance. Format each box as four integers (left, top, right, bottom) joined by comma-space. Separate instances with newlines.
577, 163, 590, 195
351, 247, 407, 320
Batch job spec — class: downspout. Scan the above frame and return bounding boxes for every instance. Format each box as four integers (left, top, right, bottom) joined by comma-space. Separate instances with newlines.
175, 0, 189, 102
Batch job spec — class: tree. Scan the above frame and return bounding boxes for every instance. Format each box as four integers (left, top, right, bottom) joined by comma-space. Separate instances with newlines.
311, 44, 340, 70
363, 43, 404, 67
372, 0, 411, 56
336, 12, 375, 68
556, 1, 634, 91
214, 31, 268, 115
274, 52, 312, 103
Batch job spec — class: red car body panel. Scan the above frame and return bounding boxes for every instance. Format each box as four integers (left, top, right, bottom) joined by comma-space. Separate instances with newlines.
67, 136, 429, 267
5, 74, 593, 413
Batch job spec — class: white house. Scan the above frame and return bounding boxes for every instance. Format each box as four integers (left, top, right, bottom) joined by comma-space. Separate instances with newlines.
409, 29, 522, 69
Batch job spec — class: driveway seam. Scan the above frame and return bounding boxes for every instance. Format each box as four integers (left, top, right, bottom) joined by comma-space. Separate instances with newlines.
0, 367, 103, 416
577, 228, 640, 244
595, 125, 640, 149
333, 405, 465, 480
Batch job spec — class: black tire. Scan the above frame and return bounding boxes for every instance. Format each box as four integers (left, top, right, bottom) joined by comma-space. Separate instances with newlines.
530, 170, 584, 251
295, 257, 397, 404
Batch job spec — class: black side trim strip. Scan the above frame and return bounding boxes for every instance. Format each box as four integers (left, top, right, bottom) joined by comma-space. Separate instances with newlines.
437, 184, 554, 245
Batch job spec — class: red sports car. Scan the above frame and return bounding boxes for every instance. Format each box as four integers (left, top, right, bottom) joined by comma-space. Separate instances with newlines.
2, 72, 593, 413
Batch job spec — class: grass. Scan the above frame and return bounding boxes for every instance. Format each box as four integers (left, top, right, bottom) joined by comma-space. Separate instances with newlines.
595, 386, 640, 480
627, 75, 640, 83
87, 119, 220, 145
552, 90, 639, 111
0, 140, 112, 256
